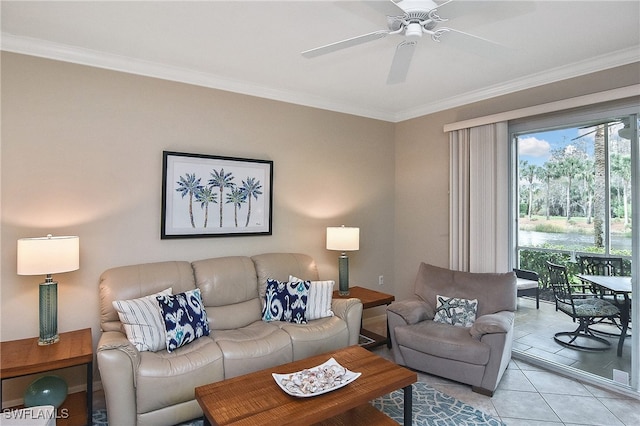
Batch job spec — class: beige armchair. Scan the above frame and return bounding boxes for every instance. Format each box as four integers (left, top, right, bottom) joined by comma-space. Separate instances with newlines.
387, 263, 517, 396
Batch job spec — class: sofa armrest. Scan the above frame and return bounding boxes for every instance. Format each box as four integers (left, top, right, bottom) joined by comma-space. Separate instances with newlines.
387, 297, 430, 325
97, 331, 140, 426
331, 298, 363, 346
469, 311, 515, 339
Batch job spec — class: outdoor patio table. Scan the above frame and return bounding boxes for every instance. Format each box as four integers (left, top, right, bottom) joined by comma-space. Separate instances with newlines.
576, 274, 632, 357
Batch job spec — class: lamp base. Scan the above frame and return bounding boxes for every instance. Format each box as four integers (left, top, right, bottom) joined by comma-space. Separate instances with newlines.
338, 254, 350, 296
38, 335, 60, 346
38, 279, 59, 345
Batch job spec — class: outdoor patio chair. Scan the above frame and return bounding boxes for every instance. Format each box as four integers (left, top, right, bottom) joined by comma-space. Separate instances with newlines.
514, 268, 540, 309
546, 261, 619, 351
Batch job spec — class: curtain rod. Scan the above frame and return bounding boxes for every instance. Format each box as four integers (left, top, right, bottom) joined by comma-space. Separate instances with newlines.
443, 84, 640, 132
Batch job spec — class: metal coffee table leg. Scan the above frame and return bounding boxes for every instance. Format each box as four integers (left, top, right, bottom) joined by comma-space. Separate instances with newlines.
404, 384, 412, 425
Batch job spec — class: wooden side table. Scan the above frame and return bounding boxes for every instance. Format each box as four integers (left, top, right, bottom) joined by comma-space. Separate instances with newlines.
0, 328, 93, 426
333, 286, 395, 349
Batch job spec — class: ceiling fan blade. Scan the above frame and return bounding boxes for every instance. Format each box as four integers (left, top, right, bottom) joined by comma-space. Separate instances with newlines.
434, 28, 510, 60
387, 40, 417, 84
363, 0, 406, 16
302, 30, 390, 58
436, 0, 536, 26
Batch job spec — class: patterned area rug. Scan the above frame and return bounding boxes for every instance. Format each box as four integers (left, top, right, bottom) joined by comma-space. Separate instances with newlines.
370, 382, 504, 425
92, 382, 504, 425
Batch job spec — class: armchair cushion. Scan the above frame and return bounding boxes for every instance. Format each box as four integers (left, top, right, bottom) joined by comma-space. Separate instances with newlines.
469, 311, 515, 339
387, 297, 432, 325
395, 321, 490, 365
413, 263, 516, 316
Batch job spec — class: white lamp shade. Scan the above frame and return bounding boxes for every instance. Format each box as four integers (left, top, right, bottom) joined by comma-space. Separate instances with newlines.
326, 227, 359, 251
17, 235, 80, 276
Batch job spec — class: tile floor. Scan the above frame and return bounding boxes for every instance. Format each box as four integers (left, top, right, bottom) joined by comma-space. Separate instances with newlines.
513, 296, 632, 380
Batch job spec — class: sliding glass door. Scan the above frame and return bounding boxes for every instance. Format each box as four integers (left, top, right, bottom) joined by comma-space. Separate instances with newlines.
510, 102, 638, 393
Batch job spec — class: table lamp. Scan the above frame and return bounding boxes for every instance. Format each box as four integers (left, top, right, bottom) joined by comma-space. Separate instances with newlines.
326, 226, 359, 296
17, 234, 80, 345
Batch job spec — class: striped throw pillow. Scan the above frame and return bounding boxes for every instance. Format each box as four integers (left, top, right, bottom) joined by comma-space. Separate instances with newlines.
290, 276, 334, 320
112, 288, 172, 352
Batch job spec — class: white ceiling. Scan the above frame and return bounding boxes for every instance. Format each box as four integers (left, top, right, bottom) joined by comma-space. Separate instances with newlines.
1, 1, 639, 122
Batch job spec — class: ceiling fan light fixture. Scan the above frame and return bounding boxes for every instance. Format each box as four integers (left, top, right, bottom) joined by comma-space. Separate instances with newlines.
618, 126, 632, 140
405, 22, 423, 38
618, 119, 634, 140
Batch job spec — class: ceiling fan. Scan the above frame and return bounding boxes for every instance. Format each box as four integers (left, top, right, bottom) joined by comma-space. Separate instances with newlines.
301, 0, 502, 84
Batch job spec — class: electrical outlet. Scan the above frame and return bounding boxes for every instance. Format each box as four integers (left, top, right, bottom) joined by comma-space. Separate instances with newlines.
378, 275, 384, 286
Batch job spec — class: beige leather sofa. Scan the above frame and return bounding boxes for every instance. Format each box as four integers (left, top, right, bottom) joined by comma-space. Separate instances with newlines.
97, 253, 363, 426
387, 263, 516, 396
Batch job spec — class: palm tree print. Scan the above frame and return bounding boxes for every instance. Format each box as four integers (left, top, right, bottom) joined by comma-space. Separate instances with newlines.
208, 168, 236, 227
226, 187, 246, 227
173, 159, 267, 230
175, 173, 203, 228
241, 177, 263, 227
195, 186, 217, 228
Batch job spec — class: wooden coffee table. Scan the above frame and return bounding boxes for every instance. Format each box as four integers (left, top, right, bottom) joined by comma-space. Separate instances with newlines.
195, 345, 416, 425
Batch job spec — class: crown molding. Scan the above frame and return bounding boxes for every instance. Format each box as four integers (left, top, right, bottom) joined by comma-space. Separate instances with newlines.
0, 33, 396, 122
395, 46, 640, 122
2, 33, 639, 124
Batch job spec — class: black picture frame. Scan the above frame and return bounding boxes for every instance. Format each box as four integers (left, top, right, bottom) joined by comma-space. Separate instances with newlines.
161, 151, 273, 239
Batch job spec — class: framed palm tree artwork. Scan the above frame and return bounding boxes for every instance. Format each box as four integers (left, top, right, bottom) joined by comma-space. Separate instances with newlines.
162, 151, 273, 238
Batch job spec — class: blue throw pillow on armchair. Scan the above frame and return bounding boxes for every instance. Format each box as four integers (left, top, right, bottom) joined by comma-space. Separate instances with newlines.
156, 288, 210, 352
262, 279, 309, 324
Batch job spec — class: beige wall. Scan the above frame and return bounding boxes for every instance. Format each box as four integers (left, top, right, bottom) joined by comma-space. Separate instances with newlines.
0, 52, 395, 396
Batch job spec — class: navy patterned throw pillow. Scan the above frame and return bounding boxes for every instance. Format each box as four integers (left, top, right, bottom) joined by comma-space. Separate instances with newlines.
262, 279, 310, 324
156, 288, 210, 352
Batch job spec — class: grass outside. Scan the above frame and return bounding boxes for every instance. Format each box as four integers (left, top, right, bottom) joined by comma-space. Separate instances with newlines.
519, 215, 631, 236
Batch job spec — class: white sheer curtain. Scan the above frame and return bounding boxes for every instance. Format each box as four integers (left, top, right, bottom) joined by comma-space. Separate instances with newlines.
449, 122, 509, 273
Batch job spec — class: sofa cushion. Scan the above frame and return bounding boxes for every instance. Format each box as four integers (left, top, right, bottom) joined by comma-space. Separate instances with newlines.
212, 322, 292, 378
262, 279, 309, 323
112, 288, 172, 352
100, 261, 196, 332
433, 295, 478, 327
156, 289, 210, 352
290, 275, 334, 320
395, 321, 490, 366
192, 256, 258, 306
252, 253, 319, 298
278, 316, 349, 360
136, 336, 224, 414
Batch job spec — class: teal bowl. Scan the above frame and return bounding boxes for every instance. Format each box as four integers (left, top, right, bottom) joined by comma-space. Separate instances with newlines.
24, 375, 68, 408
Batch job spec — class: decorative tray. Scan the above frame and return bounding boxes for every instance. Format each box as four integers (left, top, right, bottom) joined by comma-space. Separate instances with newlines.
272, 358, 360, 397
